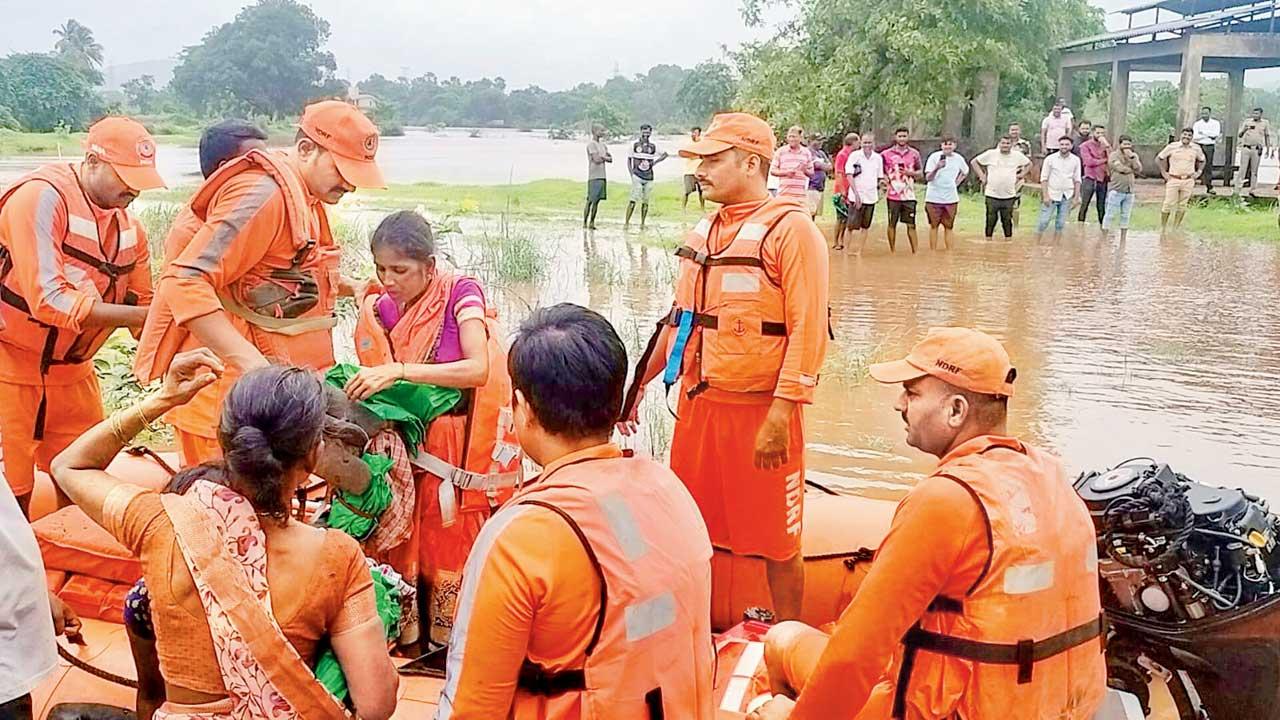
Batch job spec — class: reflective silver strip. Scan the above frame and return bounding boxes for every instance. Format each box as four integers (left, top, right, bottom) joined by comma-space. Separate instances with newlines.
67, 214, 99, 240
720, 272, 760, 293
624, 591, 677, 642
719, 640, 765, 711
34, 187, 76, 315
1003, 560, 1055, 595
436, 504, 534, 719
597, 491, 648, 562
118, 226, 137, 251
739, 222, 769, 241
191, 175, 278, 274
693, 218, 711, 238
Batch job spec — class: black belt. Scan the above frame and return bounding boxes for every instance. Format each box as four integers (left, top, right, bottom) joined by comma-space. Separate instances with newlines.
517, 660, 586, 696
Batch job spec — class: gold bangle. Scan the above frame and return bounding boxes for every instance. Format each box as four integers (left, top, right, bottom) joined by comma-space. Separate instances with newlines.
135, 403, 156, 431
108, 412, 132, 445
399, 362, 406, 380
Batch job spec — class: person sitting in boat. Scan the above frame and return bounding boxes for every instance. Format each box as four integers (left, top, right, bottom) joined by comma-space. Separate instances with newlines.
50, 351, 399, 720
436, 303, 714, 719
750, 328, 1105, 720
348, 210, 522, 645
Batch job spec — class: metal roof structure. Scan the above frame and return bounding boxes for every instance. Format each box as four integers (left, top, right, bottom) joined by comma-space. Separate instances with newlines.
1059, 0, 1280, 50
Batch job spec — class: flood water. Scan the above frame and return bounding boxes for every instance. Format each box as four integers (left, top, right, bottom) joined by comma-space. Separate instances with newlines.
0, 127, 691, 187
419, 217, 1280, 504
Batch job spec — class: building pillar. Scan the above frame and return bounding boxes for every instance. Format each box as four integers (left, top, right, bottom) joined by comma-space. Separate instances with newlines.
972, 70, 1000, 148
1056, 66, 1074, 108
1108, 60, 1130, 139
1225, 65, 1246, 178
942, 88, 966, 139
1176, 38, 1204, 131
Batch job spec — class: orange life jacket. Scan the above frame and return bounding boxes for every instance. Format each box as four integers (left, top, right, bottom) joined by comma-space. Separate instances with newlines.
505, 451, 715, 720
354, 282, 522, 525
887, 436, 1107, 720
133, 150, 338, 383
0, 164, 145, 436
620, 196, 819, 418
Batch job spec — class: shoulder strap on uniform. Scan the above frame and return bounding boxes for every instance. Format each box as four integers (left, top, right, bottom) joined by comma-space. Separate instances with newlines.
517, 498, 608, 657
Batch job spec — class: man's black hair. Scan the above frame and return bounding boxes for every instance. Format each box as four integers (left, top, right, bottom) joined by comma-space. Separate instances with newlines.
508, 303, 628, 439
640, 123, 653, 131
199, 119, 268, 178
692, 126, 702, 132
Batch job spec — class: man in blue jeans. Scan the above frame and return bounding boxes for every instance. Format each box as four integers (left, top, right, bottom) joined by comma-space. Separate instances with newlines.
1036, 135, 1081, 241
1103, 135, 1142, 242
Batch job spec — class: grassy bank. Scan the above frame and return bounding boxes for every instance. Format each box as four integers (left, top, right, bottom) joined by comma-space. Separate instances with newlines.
136, 177, 1280, 242
0, 126, 298, 156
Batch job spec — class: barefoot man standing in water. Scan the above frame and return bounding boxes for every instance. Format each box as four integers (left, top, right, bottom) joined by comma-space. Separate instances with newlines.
620, 112, 830, 620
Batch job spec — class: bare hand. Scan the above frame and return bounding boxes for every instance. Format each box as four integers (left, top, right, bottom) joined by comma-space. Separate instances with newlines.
748, 696, 796, 720
49, 592, 83, 644
344, 364, 404, 401
157, 349, 224, 407
753, 403, 794, 470
616, 385, 644, 437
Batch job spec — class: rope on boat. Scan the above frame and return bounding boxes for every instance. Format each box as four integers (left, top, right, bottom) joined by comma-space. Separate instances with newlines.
123, 445, 178, 477
57, 642, 139, 690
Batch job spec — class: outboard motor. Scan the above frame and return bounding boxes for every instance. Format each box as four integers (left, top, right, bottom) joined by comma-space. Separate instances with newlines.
1076, 459, 1280, 719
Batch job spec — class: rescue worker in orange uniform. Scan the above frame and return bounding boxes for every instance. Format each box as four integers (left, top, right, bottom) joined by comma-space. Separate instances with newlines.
750, 328, 1106, 720
620, 112, 829, 620
437, 304, 714, 720
0, 117, 165, 517
349, 210, 522, 643
134, 101, 384, 466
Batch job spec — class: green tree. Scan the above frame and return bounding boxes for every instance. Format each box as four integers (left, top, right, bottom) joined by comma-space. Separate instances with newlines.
737, 0, 1104, 136
676, 61, 738, 124
1127, 83, 1178, 144
121, 74, 161, 114
584, 96, 627, 137
170, 0, 341, 117
0, 53, 98, 131
52, 19, 104, 85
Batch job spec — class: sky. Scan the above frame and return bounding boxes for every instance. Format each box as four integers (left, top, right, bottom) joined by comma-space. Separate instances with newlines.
0, 0, 1272, 90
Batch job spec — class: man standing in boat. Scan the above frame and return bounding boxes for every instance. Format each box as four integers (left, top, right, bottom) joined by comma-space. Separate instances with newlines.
133, 101, 384, 466
620, 111, 830, 621
752, 328, 1106, 720
0, 116, 164, 517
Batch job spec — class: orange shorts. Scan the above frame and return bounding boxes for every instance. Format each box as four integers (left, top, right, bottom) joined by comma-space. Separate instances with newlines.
0, 374, 103, 497
174, 428, 222, 467
669, 388, 805, 561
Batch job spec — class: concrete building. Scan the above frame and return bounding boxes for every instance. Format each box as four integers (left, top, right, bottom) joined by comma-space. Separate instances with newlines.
1057, 0, 1280, 178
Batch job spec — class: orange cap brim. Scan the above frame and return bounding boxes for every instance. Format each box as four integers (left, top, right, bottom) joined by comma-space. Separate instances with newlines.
333, 154, 387, 190
678, 138, 735, 159
868, 358, 930, 385
113, 164, 166, 192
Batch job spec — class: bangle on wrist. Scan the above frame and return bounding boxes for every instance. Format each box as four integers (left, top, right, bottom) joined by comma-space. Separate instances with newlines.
135, 402, 157, 432
399, 362, 407, 380
108, 412, 132, 445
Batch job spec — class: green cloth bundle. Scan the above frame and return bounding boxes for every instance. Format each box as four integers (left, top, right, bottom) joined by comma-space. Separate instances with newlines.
314, 566, 404, 701
327, 453, 395, 541
323, 363, 462, 448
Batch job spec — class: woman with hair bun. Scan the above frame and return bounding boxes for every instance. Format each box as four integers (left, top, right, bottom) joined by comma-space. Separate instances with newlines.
51, 351, 399, 720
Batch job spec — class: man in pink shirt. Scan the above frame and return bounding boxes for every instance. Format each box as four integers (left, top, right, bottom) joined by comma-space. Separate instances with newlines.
771, 125, 815, 198
1040, 99, 1073, 157
881, 127, 923, 254
1077, 124, 1109, 225
831, 133, 856, 249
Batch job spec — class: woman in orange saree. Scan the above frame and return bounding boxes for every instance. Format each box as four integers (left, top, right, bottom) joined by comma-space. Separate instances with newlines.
51, 352, 400, 719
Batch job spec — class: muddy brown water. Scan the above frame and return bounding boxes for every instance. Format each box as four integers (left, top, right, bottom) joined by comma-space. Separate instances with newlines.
405, 217, 1280, 505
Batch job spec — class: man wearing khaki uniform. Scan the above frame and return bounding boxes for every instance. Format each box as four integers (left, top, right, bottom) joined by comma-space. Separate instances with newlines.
1235, 107, 1271, 196
1158, 128, 1205, 231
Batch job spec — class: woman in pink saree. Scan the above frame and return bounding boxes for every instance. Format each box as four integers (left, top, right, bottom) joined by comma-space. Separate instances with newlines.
51, 351, 399, 720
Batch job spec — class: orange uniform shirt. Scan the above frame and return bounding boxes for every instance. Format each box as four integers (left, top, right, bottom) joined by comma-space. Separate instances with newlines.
0, 180, 152, 385
436, 448, 606, 719
692, 198, 829, 404
151, 167, 332, 435
789, 453, 988, 719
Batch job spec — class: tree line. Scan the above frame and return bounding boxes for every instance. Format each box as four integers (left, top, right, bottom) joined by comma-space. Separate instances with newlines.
6, 0, 1268, 146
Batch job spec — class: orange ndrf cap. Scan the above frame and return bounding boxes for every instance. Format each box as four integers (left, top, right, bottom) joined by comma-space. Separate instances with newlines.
299, 100, 387, 189
869, 327, 1017, 397
679, 112, 777, 162
84, 117, 166, 191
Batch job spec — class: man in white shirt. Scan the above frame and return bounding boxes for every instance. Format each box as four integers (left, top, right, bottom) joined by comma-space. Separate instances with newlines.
1192, 106, 1222, 193
972, 136, 1032, 240
923, 135, 969, 250
1036, 135, 1082, 242
1, 478, 81, 719
844, 132, 885, 256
